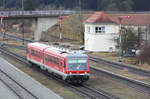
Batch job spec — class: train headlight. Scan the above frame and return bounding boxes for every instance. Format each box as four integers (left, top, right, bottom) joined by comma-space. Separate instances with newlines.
85, 72, 87, 74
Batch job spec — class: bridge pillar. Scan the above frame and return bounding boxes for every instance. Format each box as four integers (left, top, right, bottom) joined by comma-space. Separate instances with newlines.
33, 17, 58, 41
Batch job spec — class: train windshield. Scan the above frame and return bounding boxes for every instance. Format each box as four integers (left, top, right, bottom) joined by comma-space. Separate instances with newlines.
67, 58, 88, 71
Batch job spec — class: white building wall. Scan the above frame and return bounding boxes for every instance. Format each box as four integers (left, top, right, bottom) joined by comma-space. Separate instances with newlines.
84, 24, 119, 52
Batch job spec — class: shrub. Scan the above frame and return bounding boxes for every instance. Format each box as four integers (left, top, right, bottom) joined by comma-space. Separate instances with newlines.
137, 45, 150, 65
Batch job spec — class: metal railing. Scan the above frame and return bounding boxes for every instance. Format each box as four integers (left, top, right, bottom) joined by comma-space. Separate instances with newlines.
0, 10, 75, 16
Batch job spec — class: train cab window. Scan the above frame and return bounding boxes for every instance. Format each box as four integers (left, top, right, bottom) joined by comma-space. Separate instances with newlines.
67, 58, 88, 71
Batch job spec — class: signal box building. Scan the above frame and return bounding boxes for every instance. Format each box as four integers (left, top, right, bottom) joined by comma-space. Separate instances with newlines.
84, 12, 119, 52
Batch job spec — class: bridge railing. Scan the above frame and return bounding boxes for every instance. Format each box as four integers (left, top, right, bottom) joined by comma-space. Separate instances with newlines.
0, 10, 75, 16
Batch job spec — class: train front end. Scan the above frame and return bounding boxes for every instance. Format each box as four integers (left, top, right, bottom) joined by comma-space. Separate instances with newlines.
65, 53, 90, 84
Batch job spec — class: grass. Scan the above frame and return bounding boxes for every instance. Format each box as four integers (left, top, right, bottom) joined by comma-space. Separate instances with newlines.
46, 13, 91, 43
7, 31, 34, 40
87, 52, 136, 64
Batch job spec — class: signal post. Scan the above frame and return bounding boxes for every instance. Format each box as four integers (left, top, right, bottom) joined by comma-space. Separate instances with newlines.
0, 16, 8, 40
117, 15, 130, 62
58, 16, 69, 42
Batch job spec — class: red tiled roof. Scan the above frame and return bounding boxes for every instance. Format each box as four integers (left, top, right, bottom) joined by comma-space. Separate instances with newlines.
84, 12, 115, 23
84, 12, 150, 26
108, 13, 150, 25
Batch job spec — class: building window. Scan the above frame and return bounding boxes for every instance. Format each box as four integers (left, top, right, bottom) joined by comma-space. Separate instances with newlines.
95, 26, 105, 33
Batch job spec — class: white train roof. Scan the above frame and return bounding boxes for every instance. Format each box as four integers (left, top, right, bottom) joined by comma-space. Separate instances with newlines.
45, 46, 70, 56
28, 42, 49, 49
45, 46, 87, 57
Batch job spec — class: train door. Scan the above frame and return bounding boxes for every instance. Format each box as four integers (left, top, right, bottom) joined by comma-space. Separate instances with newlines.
60, 59, 65, 72
40, 51, 43, 64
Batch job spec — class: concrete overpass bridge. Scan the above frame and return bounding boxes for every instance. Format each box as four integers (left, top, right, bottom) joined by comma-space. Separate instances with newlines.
0, 10, 75, 41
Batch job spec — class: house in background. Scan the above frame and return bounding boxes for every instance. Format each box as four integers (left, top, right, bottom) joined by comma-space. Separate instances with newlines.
109, 13, 150, 47
84, 12, 150, 52
84, 12, 119, 52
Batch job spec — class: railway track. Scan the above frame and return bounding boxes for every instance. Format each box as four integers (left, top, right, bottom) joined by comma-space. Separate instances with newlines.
89, 56, 150, 95
1, 30, 150, 97
43, 68, 118, 99
89, 55, 150, 77
32, 64, 118, 99
1, 42, 150, 96
0, 32, 33, 43
0, 43, 27, 50
0, 68, 38, 99
0, 44, 38, 99
0, 44, 27, 63
0, 44, 117, 99
74, 84, 117, 99
2, 31, 150, 78
91, 67, 150, 94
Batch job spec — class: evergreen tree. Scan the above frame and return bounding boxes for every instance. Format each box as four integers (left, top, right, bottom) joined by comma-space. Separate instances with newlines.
0, 0, 150, 11
133, 0, 150, 11
104, 3, 119, 11
24, 0, 35, 10
99, 0, 110, 10
120, 28, 138, 53
119, 0, 134, 11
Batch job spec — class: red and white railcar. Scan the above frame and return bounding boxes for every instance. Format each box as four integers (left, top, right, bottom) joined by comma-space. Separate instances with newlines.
27, 42, 90, 83
27, 42, 49, 66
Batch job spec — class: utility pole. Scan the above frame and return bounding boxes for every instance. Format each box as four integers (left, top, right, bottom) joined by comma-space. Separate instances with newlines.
117, 16, 130, 62
22, 0, 24, 45
78, 0, 84, 43
145, 26, 150, 45
145, 28, 148, 45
